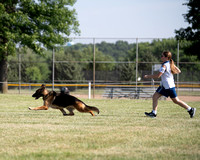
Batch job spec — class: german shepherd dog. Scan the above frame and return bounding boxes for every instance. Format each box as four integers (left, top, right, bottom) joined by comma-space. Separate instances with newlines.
29, 84, 99, 116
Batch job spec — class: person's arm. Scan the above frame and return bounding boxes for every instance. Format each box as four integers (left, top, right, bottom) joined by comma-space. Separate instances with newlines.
144, 65, 165, 79
144, 72, 163, 79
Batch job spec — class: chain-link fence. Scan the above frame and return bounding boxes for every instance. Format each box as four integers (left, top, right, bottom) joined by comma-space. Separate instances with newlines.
6, 38, 200, 98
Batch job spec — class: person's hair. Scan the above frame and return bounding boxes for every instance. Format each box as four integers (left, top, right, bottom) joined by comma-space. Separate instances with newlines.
162, 51, 177, 74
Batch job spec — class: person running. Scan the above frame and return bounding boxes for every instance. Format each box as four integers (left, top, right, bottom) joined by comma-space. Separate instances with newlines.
144, 51, 196, 118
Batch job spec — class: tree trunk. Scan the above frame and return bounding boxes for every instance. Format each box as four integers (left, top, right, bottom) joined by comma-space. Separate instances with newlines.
0, 59, 8, 93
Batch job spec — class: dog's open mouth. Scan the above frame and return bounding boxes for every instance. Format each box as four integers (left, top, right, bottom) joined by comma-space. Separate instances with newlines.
32, 94, 41, 100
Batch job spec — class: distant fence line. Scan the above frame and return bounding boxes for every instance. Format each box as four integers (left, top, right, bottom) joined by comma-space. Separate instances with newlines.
4, 37, 200, 97
51, 37, 200, 97
6, 83, 200, 88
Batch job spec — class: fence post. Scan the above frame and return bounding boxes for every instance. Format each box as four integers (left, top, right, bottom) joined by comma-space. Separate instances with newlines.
52, 47, 55, 90
18, 53, 21, 94
93, 38, 96, 98
177, 40, 179, 95
88, 81, 91, 99
136, 38, 138, 93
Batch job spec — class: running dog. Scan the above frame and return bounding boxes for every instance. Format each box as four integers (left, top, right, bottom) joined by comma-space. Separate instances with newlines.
29, 84, 99, 116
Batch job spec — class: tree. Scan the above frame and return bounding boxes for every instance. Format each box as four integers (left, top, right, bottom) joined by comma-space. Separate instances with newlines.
54, 49, 84, 82
118, 61, 136, 81
96, 40, 131, 61
0, 0, 79, 93
25, 66, 42, 82
8, 50, 51, 83
175, 0, 200, 59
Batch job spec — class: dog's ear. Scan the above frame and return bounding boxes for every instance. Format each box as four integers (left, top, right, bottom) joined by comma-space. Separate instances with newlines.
41, 84, 46, 88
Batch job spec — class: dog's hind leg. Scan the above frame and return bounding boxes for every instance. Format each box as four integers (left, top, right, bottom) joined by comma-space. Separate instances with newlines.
59, 107, 75, 116
66, 106, 75, 116
59, 109, 68, 116
29, 106, 48, 110
73, 101, 96, 116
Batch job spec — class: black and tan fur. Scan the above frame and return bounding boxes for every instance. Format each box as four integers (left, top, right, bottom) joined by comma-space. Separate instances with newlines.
29, 84, 99, 116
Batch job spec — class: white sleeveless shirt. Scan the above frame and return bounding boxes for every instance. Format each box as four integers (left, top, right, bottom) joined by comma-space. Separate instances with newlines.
159, 61, 175, 89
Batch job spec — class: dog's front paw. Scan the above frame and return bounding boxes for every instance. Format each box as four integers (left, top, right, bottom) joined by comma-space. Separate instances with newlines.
28, 107, 32, 110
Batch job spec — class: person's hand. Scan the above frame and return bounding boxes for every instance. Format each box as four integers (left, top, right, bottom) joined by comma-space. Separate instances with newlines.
144, 75, 148, 79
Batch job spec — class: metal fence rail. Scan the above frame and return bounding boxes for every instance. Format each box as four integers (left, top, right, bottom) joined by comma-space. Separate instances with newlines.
4, 37, 200, 97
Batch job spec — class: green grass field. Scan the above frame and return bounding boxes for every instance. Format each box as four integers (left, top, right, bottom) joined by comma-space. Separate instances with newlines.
0, 94, 199, 160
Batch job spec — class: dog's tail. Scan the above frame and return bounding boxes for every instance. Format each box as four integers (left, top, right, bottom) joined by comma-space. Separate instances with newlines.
87, 106, 100, 114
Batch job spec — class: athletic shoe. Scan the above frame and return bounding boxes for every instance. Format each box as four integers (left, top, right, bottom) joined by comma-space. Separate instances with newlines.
188, 108, 196, 118
145, 111, 156, 118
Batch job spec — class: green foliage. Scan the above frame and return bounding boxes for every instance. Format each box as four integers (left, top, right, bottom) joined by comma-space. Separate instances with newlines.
54, 50, 84, 81
0, 0, 79, 58
25, 66, 42, 82
175, 0, 200, 59
97, 41, 132, 61
178, 54, 200, 82
8, 50, 51, 83
0, 0, 79, 92
64, 45, 115, 71
118, 61, 136, 81
7, 38, 200, 83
